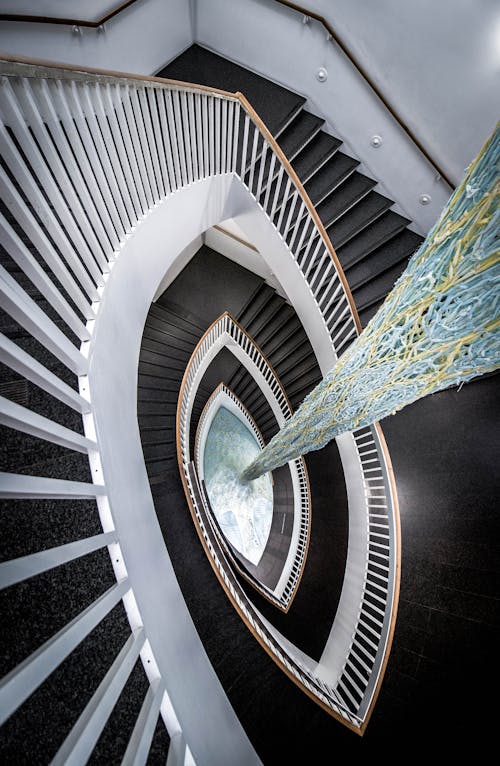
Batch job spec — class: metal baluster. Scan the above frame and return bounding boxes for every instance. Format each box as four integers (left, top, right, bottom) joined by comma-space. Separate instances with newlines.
127, 87, 155, 205
138, 86, 162, 199
0, 168, 94, 320
147, 87, 168, 196
157, 89, 178, 192
108, 83, 148, 215
180, 91, 193, 184
187, 91, 199, 181
171, 90, 188, 186
0, 213, 90, 341
98, 82, 143, 221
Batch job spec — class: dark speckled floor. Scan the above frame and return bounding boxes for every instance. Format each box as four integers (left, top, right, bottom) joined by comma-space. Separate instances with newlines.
142, 245, 500, 756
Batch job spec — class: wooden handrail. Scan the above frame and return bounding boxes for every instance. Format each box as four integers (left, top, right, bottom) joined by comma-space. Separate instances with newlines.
0, 53, 362, 336
363, 422, 401, 730
237, 91, 363, 335
273, 0, 454, 189
176, 314, 312, 613
0, 53, 237, 99
0, 0, 455, 188
0, 0, 140, 28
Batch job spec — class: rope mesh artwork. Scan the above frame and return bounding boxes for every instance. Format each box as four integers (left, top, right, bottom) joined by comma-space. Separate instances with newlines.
242, 123, 500, 481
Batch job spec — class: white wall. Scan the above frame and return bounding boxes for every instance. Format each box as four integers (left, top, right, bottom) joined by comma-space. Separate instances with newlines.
88, 175, 260, 765
0, 0, 193, 75
0, 1, 118, 16
307, 0, 500, 185
3, 0, 497, 228
193, 0, 452, 234
193, 0, 499, 233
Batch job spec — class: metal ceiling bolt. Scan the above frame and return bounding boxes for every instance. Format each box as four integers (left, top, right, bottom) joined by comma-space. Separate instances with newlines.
316, 67, 328, 83
97, 24, 105, 34
370, 135, 383, 148
303, 15, 311, 25
72, 25, 81, 36
419, 194, 432, 205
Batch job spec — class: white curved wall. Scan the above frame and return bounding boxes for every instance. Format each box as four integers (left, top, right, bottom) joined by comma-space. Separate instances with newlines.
87, 175, 260, 766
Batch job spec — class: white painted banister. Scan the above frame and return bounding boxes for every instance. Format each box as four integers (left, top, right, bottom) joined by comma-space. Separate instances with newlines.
0, 579, 130, 726
0, 55, 399, 752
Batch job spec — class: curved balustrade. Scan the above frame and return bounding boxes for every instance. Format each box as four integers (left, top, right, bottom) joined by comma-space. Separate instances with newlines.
0, 54, 399, 747
179, 317, 311, 611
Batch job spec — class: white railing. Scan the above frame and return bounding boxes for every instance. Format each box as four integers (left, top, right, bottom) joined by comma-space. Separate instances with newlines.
182, 320, 311, 610
0, 55, 398, 743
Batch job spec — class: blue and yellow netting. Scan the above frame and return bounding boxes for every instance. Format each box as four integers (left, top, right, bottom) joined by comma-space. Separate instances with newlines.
243, 124, 500, 481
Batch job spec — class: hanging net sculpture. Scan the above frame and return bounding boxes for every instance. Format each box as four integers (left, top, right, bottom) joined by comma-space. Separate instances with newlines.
243, 124, 500, 481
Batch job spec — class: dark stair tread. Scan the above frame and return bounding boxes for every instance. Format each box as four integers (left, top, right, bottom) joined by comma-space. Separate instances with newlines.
254, 303, 296, 350
268, 329, 310, 369
137, 401, 178, 416
353, 258, 413, 311
153, 297, 207, 333
137, 388, 179, 404
137, 373, 184, 391
326, 190, 394, 250
273, 341, 315, 380
317, 173, 376, 229
141, 326, 194, 355
279, 356, 319, 390
148, 303, 201, 340
142, 442, 175, 460
243, 294, 285, 339
346, 228, 422, 291
277, 110, 324, 161
158, 44, 305, 138
237, 283, 276, 329
291, 132, 342, 184
358, 299, 384, 328
336, 210, 411, 270
141, 431, 174, 447
286, 368, 321, 399
304, 152, 360, 207
264, 130, 342, 215
139, 343, 188, 371
288, 383, 321, 411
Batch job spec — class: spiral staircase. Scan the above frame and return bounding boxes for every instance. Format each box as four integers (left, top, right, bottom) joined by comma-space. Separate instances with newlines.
0, 40, 498, 765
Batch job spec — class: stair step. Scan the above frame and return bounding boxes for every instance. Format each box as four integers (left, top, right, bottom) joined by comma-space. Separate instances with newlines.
137, 400, 177, 416
353, 258, 413, 312
153, 298, 207, 334
254, 303, 295, 351
243, 293, 285, 338
273, 340, 314, 379
158, 44, 305, 138
260, 316, 305, 359
279, 355, 319, 390
336, 210, 411, 270
237, 283, 275, 328
346, 228, 422, 291
304, 151, 360, 207
141, 430, 174, 447
326, 190, 394, 250
137, 387, 179, 404
292, 131, 342, 184
285, 367, 321, 399
142, 442, 175, 461
148, 303, 202, 340
317, 173, 376, 229
277, 110, 325, 161
268, 329, 310, 370
358, 299, 384, 328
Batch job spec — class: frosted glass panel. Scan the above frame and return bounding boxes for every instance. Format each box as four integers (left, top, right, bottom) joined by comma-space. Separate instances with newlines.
204, 407, 273, 565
